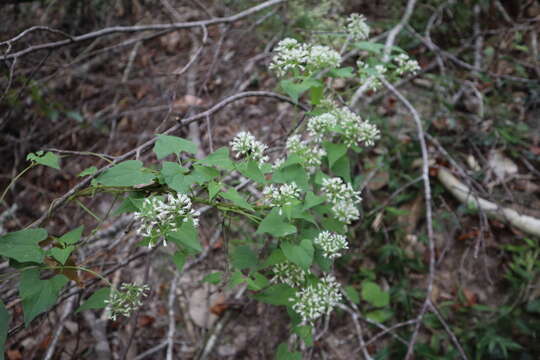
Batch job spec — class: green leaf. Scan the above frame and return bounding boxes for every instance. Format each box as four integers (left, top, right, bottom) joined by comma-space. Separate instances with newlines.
160, 161, 192, 193
281, 240, 314, 270
236, 161, 266, 184
0, 228, 47, 263
302, 191, 325, 211
0, 300, 10, 360
328, 67, 354, 78
58, 226, 83, 245
66, 111, 84, 122
76, 287, 111, 313
276, 343, 302, 360
250, 272, 270, 290
78, 166, 98, 177
166, 222, 202, 253
310, 85, 324, 105
260, 249, 287, 268
220, 188, 254, 212
231, 245, 258, 270
257, 209, 296, 237
293, 325, 313, 346
197, 147, 234, 170
172, 251, 187, 272
191, 165, 220, 184
272, 164, 309, 190
362, 281, 389, 308
96, 160, 155, 187
353, 41, 386, 53
49, 246, 75, 265
253, 284, 296, 306
313, 247, 333, 272
207, 181, 221, 200
203, 272, 223, 285
366, 309, 393, 323
153, 134, 197, 159
344, 286, 360, 304
323, 142, 347, 168
331, 155, 351, 183
19, 270, 68, 326
280, 79, 311, 103
113, 193, 145, 216
27, 151, 60, 170
229, 270, 246, 288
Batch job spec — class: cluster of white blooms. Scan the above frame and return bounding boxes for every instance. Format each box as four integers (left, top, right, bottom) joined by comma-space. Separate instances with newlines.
105, 283, 150, 321
394, 53, 421, 75
308, 45, 342, 70
306, 106, 379, 147
290, 275, 342, 323
230, 131, 269, 165
271, 262, 308, 287
286, 135, 326, 173
321, 177, 362, 224
307, 113, 338, 142
357, 60, 387, 91
333, 107, 381, 147
134, 194, 200, 246
263, 182, 302, 211
269, 38, 341, 77
346, 13, 370, 40
314, 231, 348, 259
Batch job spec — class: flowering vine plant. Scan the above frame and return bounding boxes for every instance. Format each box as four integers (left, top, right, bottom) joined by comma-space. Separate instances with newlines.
0, 12, 420, 358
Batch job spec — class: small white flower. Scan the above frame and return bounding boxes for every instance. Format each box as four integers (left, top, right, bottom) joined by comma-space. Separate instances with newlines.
286, 135, 326, 173
229, 131, 269, 165
347, 13, 370, 40
308, 45, 342, 70
314, 231, 348, 259
307, 113, 338, 142
332, 107, 380, 147
332, 200, 360, 224
271, 262, 308, 287
134, 193, 200, 247
270, 38, 341, 77
394, 53, 421, 75
105, 283, 150, 321
291, 275, 342, 323
263, 182, 301, 210
321, 177, 362, 205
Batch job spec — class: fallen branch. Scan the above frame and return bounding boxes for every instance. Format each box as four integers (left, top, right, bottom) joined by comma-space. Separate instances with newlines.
438, 167, 540, 237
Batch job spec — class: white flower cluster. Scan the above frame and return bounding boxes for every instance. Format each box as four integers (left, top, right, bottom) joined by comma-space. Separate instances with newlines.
357, 60, 387, 91
230, 131, 269, 165
286, 135, 326, 173
269, 38, 342, 77
291, 275, 342, 323
307, 113, 337, 142
314, 231, 348, 259
394, 53, 421, 75
271, 262, 308, 287
105, 283, 150, 321
307, 106, 379, 148
134, 194, 200, 246
263, 182, 302, 211
321, 177, 361, 224
333, 107, 380, 147
346, 13, 370, 40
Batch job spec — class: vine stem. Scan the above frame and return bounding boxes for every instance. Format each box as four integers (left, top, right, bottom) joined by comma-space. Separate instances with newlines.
0, 163, 35, 204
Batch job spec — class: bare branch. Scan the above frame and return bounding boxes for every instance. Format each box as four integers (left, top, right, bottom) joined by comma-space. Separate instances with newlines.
0, 0, 285, 60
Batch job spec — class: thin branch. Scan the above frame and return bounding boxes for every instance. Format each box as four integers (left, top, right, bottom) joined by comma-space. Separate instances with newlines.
382, 0, 417, 62
166, 272, 180, 360
429, 302, 469, 360
379, 78, 435, 360
42, 295, 77, 360
0, 0, 285, 61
